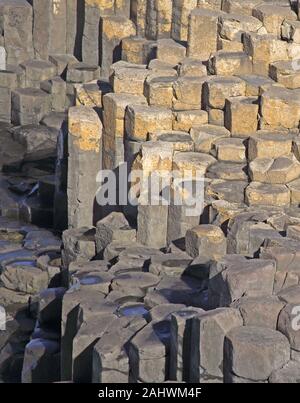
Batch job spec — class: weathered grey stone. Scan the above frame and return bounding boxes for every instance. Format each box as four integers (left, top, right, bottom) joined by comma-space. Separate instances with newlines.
269, 361, 300, 383
21, 338, 60, 383
169, 307, 204, 382
232, 296, 285, 329
224, 326, 290, 381
190, 308, 243, 382
209, 257, 276, 307
95, 213, 136, 254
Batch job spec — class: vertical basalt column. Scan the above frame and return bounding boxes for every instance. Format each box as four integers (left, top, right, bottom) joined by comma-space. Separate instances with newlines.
82, 0, 115, 65
67, 106, 103, 229
0, 0, 34, 65
32, 0, 67, 60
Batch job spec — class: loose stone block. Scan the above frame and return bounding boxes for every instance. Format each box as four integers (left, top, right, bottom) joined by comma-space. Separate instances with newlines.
185, 225, 227, 260
32, 0, 67, 60
202, 76, 246, 110
191, 124, 231, 154
190, 308, 243, 382
67, 107, 102, 228
248, 133, 293, 160
125, 105, 173, 142
261, 87, 300, 130
156, 39, 186, 65
224, 326, 290, 382
187, 8, 221, 60
11, 88, 51, 126
224, 97, 259, 136
173, 110, 208, 132
209, 51, 252, 76
100, 15, 136, 78
246, 182, 291, 207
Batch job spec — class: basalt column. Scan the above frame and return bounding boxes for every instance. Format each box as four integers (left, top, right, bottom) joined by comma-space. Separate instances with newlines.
67, 106, 103, 229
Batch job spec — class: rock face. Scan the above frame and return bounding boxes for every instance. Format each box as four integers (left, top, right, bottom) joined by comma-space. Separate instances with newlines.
1, 0, 300, 386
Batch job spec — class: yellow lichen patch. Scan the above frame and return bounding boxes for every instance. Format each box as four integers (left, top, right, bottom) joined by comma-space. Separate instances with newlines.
68, 106, 102, 152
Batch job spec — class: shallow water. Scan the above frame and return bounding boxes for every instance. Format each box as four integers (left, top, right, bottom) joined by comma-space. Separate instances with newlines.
118, 304, 149, 317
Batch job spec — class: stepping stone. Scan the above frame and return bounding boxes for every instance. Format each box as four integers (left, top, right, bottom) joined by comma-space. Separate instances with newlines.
224, 326, 290, 382
224, 97, 259, 136
202, 76, 246, 110
209, 51, 252, 76
173, 110, 208, 132
212, 138, 247, 163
